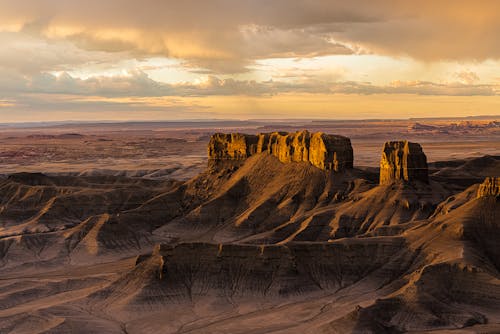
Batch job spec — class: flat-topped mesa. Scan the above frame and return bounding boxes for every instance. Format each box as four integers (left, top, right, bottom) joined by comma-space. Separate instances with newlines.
379, 141, 428, 185
477, 177, 499, 198
208, 130, 353, 171
207, 133, 259, 164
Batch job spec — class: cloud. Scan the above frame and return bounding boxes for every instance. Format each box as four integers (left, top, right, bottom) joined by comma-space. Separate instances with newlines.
454, 70, 480, 85
0, 31, 125, 75
1, 69, 497, 100
0, 1, 499, 73
27, 71, 170, 97
0, 94, 214, 122
0, 99, 16, 107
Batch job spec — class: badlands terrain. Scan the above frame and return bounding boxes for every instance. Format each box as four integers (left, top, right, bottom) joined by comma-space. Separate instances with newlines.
1, 118, 499, 177
0, 118, 499, 333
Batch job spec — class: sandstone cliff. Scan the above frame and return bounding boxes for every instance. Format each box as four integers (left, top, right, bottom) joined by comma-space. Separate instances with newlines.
208, 130, 353, 172
477, 177, 499, 198
379, 140, 428, 184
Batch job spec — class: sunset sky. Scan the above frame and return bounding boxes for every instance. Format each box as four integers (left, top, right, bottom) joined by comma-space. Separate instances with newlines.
0, 0, 499, 122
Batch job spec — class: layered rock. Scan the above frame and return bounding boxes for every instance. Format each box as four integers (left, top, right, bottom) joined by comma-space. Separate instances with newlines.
208, 130, 353, 171
134, 239, 408, 297
380, 141, 428, 184
477, 177, 499, 198
207, 133, 260, 164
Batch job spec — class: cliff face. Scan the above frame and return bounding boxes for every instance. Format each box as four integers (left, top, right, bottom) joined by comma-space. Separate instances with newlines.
477, 177, 499, 198
207, 133, 260, 163
138, 239, 409, 297
208, 130, 353, 172
380, 141, 428, 184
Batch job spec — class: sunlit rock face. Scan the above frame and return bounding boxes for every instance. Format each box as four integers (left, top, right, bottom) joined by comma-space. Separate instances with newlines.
477, 177, 499, 198
379, 141, 428, 185
207, 133, 259, 163
208, 130, 353, 171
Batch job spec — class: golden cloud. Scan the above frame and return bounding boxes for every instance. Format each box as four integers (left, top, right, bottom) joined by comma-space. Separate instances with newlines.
0, 0, 498, 73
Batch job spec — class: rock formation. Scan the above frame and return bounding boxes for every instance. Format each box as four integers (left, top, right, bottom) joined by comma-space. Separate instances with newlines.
133, 239, 408, 297
379, 140, 428, 184
477, 177, 499, 198
208, 130, 353, 172
2, 149, 500, 333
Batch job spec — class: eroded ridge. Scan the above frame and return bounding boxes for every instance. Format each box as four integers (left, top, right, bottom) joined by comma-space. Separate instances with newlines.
136, 239, 408, 297
208, 130, 353, 171
477, 176, 500, 198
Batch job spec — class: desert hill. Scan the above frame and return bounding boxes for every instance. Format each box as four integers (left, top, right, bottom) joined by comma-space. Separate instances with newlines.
0, 131, 498, 333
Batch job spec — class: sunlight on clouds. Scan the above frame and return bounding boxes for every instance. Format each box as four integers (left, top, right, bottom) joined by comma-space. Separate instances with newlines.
0, 99, 16, 107
138, 58, 201, 84
0, 1, 499, 121
50, 57, 195, 84
255, 56, 500, 86
255, 56, 426, 85
198, 94, 500, 120
0, 22, 24, 32
43, 24, 87, 39
44, 24, 235, 61
1, 92, 499, 122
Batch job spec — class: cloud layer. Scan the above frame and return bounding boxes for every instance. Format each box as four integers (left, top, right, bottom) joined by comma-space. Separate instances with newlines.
0, 1, 499, 120
1, 0, 499, 73
2, 70, 498, 98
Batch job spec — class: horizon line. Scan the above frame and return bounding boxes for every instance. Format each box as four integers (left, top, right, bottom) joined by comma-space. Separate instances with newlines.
0, 115, 498, 127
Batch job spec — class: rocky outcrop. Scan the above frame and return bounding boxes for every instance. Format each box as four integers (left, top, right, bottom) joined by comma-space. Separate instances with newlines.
133, 239, 409, 297
207, 133, 260, 165
477, 177, 499, 198
379, 141, 428, 184
208, 130, 353, 172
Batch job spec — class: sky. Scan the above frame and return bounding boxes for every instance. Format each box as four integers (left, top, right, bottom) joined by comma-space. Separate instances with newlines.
0, 0, 499, 122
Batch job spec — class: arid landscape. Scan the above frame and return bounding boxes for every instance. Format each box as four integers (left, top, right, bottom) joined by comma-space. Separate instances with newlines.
1, 1, 500, 333
1, 118, 498, 178
0, 118, 498, 333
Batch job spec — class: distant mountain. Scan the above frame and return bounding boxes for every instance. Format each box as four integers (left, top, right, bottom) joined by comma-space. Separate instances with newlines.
409, 120, 500, 133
